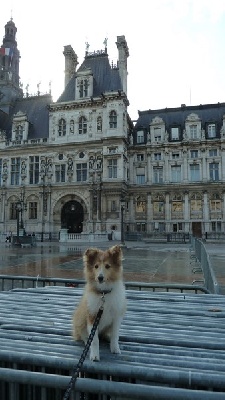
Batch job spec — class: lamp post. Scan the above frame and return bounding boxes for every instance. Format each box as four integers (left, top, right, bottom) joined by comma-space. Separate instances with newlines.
16, 202, 22, 246
120, 196, 126, 246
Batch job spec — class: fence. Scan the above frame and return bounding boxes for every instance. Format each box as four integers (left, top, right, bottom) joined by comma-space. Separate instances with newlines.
191, 236, 220, 294
0, 286, 225, 399
0, 275, 209, 294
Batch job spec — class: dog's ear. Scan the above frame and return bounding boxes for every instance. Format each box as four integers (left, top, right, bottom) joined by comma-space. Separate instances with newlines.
109, 245, 122, 264
83, 248, 99, 265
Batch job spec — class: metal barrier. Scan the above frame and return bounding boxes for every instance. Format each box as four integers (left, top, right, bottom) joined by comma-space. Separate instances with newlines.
190, 237, 220, 294
0, 274, 209, 293
0, 287, 225, 399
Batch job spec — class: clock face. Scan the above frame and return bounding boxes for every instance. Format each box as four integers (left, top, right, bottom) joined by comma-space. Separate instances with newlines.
172, 202, 182, 212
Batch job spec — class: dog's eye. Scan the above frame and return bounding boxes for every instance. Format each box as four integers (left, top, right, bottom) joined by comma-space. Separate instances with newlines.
105, 264, 110, 269
94, 264, 99, 269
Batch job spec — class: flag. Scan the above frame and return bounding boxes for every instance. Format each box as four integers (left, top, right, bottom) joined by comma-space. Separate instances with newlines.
0, 47, 13, 57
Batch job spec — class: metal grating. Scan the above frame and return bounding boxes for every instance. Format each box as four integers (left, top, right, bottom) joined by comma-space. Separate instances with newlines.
0, 287, 225, 399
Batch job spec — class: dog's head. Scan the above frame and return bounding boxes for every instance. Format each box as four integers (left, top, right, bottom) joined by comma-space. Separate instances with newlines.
83, 245, 123, 287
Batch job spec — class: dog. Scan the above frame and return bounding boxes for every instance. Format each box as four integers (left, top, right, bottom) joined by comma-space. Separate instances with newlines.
72, 245, 126, 361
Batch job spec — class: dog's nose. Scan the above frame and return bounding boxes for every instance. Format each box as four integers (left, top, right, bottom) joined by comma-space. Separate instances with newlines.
98, 274, 104, 283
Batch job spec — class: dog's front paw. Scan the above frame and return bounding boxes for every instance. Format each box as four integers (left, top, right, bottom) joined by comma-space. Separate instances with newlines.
110, 343, 121, 354
90, 349, 100, 361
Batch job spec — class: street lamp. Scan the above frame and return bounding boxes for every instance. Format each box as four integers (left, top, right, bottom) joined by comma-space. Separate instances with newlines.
120, 196, 126, 246
16, 202, 22, 246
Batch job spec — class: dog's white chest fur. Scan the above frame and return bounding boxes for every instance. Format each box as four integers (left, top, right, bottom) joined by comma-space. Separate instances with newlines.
87, 282, 126, 333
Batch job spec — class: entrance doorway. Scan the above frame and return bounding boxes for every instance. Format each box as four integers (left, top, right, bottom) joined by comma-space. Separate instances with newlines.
192, 222, 202, 238
61, 201, 84, 233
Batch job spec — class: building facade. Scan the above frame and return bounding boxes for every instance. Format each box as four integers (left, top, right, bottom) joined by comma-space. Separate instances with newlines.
0, 18, 224, 240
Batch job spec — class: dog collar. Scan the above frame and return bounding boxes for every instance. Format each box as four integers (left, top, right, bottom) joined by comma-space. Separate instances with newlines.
97, 289, 112, 295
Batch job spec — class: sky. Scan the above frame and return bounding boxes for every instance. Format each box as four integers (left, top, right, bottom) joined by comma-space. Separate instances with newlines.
1, 0, 225, 120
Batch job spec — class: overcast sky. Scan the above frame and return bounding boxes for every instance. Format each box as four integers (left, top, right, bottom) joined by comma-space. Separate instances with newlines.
1, 0, 225, 120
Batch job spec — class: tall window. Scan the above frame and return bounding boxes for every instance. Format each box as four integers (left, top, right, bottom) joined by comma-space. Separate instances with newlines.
190, 194, 202, 212
11, 158, 20, 185
154, 153, 161, 161
29, 202, 37, 219
171, 127, 179, 140
209, 149, 217, 157
108, 159, 117, 178
207, 124, 216, 138
55, 164, 66, 182
58, 118, 66, 136
171, 165, 181, 182
76, 163, 87, 182
137, 130, 144, 143
109, 111, 117, 128
209, 163, 219, 181
136, 174, 145, 184
79, 79, 88, 98
190, 124, 198, 139
15, 125, 23, 141
190, 150, 198, 158
78, 116, 87, 134
137, 153, 144, 161
29, 156, 39, 184
153, 166, 163, 183
10, 202, 17, 219
210, 194, 221, 211
190, 164, 200, 181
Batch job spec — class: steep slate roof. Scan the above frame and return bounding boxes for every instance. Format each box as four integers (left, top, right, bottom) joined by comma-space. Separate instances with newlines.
135, 103, 225, 131
57, 52, 122, 103
1, 94, 51, 140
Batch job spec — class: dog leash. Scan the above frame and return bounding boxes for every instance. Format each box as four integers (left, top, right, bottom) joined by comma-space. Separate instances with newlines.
63, 293, 106, 400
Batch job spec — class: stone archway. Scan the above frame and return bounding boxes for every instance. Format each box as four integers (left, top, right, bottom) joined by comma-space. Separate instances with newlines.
61, 200, 84, 233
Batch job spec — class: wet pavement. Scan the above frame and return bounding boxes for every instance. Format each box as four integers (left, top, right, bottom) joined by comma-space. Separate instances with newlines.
0, 240, 224, 291
0, 240, 206, 287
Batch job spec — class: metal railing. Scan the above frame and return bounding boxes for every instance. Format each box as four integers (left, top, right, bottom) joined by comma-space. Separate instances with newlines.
0, 275, 209, 294
190, 236, 220, 294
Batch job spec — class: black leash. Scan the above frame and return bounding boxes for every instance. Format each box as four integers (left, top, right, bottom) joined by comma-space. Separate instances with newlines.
63, 295, 105, 400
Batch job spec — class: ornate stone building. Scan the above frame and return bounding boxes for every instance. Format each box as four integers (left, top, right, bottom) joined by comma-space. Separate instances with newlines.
0, 18, 224, 240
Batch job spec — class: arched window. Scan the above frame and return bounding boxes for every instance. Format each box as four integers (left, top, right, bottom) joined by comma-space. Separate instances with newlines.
58, 118, 66, 136
109, 110, 117, 129
79, 116, 87, 134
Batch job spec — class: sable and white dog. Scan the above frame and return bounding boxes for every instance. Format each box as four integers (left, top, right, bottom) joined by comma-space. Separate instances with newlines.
72, 245, 126, 361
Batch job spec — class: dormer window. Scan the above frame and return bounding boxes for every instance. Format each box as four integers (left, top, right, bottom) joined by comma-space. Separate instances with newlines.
75, 69, 93, 100
154, 127, 161, 142
207, 123, 216, 138
12, 111, 29, 141
58, 118, 66, 136
137, 130, 144, 144
15, 125, 23, 141
185, 113, 201, 140
171, 127, 180, 141
79, 79, 88, 98
190, 124, 198, 139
